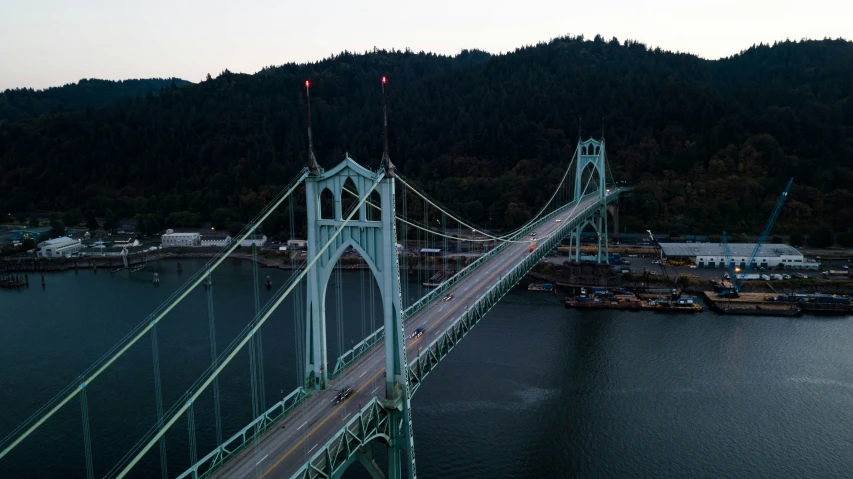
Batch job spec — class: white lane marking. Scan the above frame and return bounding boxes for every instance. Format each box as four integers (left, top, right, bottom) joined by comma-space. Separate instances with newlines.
359, 371, 366, 378
297, 421, 307, 430
255, 454, 269, 465
372, 387, 379, 393
344, 413, 351, 419
309, 444, 318, 453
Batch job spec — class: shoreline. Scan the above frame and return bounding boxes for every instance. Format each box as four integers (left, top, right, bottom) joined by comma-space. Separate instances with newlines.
0, 250, 479, 275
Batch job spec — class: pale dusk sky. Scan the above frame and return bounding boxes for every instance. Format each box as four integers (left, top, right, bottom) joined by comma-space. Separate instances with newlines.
0, 0, 849, 90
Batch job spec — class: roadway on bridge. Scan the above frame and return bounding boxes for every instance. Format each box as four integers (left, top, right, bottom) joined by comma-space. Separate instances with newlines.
212, 195, 605, 479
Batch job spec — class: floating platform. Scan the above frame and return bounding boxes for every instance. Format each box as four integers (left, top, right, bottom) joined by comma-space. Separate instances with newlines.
565, 298, 642, 310
701, 291, 802, 317
528, 283, 554, 292
564, 288, 703, 313
644, 301, 703, 313
0, 278, 27, 289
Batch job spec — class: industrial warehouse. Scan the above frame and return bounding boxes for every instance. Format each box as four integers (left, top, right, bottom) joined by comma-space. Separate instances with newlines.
657, 243, 816, 269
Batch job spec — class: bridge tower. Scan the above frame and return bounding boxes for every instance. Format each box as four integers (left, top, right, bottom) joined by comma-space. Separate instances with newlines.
302, 77, 417, 479
570, 138, 609, 263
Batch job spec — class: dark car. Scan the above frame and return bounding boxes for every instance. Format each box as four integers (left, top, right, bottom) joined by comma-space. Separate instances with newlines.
410, 327, 425, 339
334, 386, 353, 404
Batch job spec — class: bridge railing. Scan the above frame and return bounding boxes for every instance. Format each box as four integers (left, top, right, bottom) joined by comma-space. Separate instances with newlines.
292, 398, 390, 479
177, 387, 310, 479
330, 190, 615, 378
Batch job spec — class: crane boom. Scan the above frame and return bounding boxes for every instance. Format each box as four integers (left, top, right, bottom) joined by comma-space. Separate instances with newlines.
734, 178, 794, 292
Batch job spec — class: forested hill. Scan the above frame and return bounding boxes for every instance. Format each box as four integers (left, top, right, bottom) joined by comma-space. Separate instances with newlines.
0, 77, 191, 122
0, 37, 852, 240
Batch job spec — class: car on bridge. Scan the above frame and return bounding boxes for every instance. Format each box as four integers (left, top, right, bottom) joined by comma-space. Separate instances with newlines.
555, 219, 561, 223
530, 232, 537, 237
334, 386, 353, 404
410, 328, 425, 339
442, 294, 453, 302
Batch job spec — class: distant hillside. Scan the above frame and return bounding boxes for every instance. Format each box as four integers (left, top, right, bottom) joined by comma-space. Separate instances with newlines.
0, 77, 191, 122
0, 37, 851, 242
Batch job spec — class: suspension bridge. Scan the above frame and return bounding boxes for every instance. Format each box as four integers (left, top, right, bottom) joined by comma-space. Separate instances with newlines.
0, 78, 626, 479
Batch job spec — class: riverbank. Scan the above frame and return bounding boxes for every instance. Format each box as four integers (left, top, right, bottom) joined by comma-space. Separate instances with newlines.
0, 250, 284, 274
0, 249, 483, 274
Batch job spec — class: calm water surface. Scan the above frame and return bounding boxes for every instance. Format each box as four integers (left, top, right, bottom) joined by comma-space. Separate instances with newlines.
2, 259, 853, 478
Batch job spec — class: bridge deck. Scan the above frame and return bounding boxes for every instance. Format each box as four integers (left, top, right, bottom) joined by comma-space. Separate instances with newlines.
210, 194, 610, 478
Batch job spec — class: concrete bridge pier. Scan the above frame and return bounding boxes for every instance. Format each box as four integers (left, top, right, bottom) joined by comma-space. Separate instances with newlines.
607, 202, 619, 242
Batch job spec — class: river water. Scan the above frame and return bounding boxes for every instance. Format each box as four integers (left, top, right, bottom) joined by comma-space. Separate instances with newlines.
2, 259, 853, 478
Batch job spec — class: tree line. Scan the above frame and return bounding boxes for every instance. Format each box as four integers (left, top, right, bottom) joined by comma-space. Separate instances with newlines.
0, 37, 851, 245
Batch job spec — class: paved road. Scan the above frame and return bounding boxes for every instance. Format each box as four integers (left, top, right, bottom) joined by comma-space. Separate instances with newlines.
211, 195, 607, 479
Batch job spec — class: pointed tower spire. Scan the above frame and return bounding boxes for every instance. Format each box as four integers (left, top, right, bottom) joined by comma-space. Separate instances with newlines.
305, 80, 322, 174
381, 76, 395, 177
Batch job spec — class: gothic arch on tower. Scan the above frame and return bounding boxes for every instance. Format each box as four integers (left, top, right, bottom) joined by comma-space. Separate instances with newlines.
575, 138, 606, 201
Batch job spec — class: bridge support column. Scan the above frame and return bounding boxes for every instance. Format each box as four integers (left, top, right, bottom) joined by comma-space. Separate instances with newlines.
573, 225, 581, 263
378, 176, 417, 479
305, 178, 329, 390
596, 210, 603, 263
607, 203, 619, 242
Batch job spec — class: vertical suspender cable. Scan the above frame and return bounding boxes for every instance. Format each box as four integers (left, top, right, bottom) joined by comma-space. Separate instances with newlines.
206, 272, 223, 448
248, 246, 260, 443
248, 327, 261, 478
251, 244, 266, 413
442, 211, 447, 282
336, 259, 344, 360
150, 322, 168, 479
248, 330, 259, 446
360, 257, 366, 341
186, 399, 197, 468
289, 197, 304, 387
401, 184, 408, 309
423, 198, 428, 298
369, 249, 376, 334
79, 382, 94, 479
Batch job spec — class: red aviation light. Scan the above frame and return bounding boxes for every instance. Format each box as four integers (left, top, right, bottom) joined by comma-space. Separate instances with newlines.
382, 76, 386, 84
305, 80, 310, 87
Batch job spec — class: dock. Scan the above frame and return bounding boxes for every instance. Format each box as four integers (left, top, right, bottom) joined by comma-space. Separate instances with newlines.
564, 289, 703, 313
701, 291, 802, 316
0, 275, 28, 289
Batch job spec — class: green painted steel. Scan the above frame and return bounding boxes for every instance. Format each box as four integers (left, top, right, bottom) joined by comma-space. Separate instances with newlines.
176, 387, 311, 479
291, 399, 391, 479
303, 154, 416, 478
180, 141, 623, 479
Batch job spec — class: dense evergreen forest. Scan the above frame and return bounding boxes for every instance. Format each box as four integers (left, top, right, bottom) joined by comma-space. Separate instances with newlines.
0, 36, 852, 243
0, 78, 191, 123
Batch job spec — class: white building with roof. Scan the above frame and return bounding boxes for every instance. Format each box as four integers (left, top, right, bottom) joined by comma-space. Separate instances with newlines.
37, 237, 83, 258
161, 232, 201, 247
658, 243, 813, 269
287, 239, 307, 249
241, 234, 267, 248
201, 235, 232, 247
